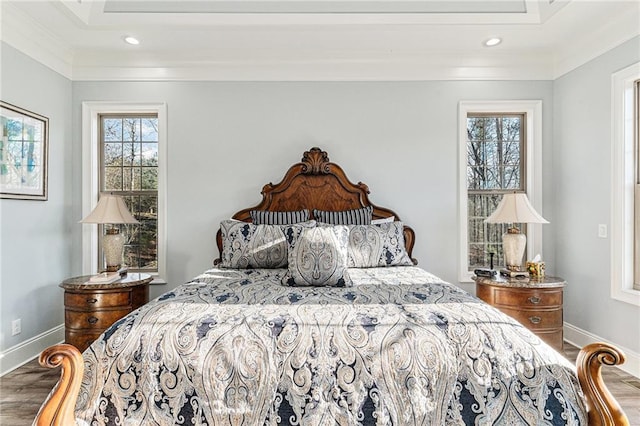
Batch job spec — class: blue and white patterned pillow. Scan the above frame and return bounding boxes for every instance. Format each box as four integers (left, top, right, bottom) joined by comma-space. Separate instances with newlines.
250, 209, 310, 225
220, 220, 315, 269
282, 225, 351, 287
313, 206, 373, 225
347, 222, 413, 267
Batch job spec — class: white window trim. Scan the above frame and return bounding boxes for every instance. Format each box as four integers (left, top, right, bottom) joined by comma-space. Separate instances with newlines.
81, 101, 167, 282
611, 62, 640, 306
458, 100, 543, 282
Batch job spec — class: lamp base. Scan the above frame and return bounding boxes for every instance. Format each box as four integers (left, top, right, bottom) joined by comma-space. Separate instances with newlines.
502, 228, 526, 271
103, 228, 124, 273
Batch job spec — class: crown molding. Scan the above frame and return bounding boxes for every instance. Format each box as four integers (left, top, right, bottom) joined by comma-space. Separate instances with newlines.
552, 5, 640, 79
70, 51, 554, 81
0, 2, 74, 79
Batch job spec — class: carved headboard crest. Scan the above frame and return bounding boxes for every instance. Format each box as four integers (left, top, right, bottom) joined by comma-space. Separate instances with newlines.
301, 147, 331, 175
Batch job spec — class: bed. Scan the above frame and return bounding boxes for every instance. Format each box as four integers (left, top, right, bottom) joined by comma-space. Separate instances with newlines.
36, 147, 628, 425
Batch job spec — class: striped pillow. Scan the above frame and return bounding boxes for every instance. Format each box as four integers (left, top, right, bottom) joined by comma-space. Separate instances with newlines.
313, 206, 373, 225
250, 209, 310, 225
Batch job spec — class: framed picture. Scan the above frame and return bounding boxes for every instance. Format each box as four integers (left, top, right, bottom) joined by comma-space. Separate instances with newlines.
0, 101, 49, 200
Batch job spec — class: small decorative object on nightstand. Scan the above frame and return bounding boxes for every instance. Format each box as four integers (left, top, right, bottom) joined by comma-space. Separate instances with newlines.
60, 273, 152, 352
473, 274, 565, 352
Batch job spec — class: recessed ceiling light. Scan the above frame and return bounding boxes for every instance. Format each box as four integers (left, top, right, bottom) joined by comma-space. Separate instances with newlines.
124, 36, 140, 45
484, 37, 502, 47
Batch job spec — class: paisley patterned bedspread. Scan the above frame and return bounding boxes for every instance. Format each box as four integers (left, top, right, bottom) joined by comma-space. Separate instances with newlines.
77, 267, 587, 425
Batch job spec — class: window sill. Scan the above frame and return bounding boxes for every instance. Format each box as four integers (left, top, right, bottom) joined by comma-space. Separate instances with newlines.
611, 286, 640, 307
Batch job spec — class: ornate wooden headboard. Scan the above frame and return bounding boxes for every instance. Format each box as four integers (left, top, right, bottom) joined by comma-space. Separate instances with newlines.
216, 147, 416, 261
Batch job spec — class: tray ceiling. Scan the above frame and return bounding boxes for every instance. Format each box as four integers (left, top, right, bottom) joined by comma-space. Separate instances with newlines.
102, 0, 529, 14
1, 0, 638, 81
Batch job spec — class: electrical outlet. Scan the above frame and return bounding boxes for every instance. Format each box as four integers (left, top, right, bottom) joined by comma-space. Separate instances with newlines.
11, 319, 21, 336
598, 224, 607, 238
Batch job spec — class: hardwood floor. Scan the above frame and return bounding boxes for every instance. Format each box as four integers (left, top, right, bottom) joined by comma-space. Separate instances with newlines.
1, 343, 638, 425
0, 355, 59, 425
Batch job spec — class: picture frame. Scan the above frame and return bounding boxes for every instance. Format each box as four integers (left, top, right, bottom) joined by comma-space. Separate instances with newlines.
0, 101, 49, 200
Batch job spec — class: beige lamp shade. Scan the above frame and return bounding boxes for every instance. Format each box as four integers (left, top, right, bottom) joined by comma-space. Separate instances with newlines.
484, 192, 548, 271
81, 194, 138, 272
485, 192, 548, 224
80, 194, 139, 224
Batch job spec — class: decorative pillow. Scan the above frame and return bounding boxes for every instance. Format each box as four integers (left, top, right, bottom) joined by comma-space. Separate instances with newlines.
313, 206, 373, 225
220, 220, 314, 268
250, 209, 310, 225
282, 225, 351, 287
371, 216, 395, 225
347, 222, 413, 267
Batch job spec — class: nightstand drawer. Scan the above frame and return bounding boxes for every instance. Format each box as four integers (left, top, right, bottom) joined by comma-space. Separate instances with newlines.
493, 288, 562, 307
499, 307, 562, 330
65, 309, 130, 330
65, 292, 131, 309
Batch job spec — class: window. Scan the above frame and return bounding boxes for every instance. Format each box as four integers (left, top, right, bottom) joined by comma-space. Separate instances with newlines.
458, 101, 542, 282
611, 62, 640, 305
100, 114, 158, 271
467, 114, 526, 270
82, 102, 167, 280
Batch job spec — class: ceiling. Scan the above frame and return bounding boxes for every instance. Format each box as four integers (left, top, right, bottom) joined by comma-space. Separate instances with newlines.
1, 0, 639, 81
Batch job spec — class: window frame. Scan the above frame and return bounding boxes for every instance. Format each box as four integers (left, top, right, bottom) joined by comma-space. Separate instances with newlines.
611, 62, 640, 305
458, 100, 543, 282
82, 102, 167, 281
635, 78, 640, 292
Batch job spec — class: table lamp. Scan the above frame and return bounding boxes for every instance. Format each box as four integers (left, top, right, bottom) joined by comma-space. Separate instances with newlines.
484, 192, 548, 271
80, 194, 139, 272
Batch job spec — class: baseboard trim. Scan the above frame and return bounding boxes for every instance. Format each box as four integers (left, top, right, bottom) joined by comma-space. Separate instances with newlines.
564, 322, 640, 378
0, 324, 64, 377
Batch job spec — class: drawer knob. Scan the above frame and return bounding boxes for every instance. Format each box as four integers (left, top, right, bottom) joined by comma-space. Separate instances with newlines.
87, 316, 99, 324
529, 316, 542, 324
86, 298, 98, 304
528, 296, 541, 304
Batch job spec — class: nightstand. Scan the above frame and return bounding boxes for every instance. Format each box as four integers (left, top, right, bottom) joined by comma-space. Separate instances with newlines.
474, 275, 565, 352
60, 273, 152, 352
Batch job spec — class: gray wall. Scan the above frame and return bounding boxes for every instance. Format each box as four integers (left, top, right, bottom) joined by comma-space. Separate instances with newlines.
71, 80, 554, 299
554, 37, 640, 354
0, 44, 72, 352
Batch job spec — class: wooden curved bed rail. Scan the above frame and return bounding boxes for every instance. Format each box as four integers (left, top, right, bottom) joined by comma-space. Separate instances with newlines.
576, 342, 630, 426
33, 342, 629, 425
33, 344, 83, 426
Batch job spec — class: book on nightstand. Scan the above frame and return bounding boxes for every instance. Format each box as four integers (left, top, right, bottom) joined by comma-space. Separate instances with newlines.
474, 268, 497, 278
86, 272, 121, 284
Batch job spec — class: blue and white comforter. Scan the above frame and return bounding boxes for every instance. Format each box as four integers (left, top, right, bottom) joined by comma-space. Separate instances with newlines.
76, 267, 587, 425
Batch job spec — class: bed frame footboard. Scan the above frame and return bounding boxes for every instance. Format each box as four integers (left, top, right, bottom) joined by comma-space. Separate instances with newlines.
576, 342, 630, 426
32, 343, 629, 425
33, 344, 84, 426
